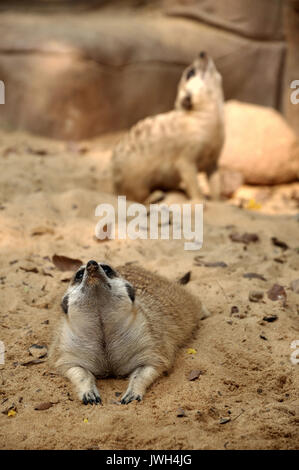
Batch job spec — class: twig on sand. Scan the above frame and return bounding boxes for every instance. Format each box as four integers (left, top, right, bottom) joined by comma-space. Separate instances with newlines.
216, 280, 229, 303
232, 409, 245, 422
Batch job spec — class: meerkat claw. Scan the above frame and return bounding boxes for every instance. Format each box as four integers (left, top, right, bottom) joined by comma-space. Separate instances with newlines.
120, 392, 142, 405
82, 391, 102, 406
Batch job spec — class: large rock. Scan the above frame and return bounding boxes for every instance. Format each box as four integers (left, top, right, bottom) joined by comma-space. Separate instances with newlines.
219, 101, 299, 185
163, 0, 284, 40
0, 11, 284, 140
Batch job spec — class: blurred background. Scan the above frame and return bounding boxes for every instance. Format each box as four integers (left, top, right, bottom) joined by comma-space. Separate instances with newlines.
0, 0, 298, 139
1, 2, 299, 452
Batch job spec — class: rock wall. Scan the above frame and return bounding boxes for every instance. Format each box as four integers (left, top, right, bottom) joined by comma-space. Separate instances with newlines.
0, 1, 297, 139
283, 0, 299, 135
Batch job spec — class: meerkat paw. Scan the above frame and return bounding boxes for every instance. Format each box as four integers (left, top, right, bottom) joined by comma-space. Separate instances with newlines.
120, 390, 142, 405
81, 387, 102, 406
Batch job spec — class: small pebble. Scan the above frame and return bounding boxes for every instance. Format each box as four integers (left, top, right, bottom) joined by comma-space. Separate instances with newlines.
263, 314, 278, 323
249, 290, 264, 302
176, 408, 186, 418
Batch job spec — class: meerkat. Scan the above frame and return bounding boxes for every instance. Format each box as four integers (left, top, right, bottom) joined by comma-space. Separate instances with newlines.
111, 51, 224, 202
49, 260, 202, 405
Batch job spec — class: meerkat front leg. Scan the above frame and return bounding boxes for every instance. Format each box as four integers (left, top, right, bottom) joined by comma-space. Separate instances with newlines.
208, 169, 221, 200
65, 366, 102, 405
121, 365, 161, 404
175, 158, 203, 200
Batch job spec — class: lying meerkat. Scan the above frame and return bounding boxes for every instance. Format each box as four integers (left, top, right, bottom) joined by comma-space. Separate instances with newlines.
49, 260, 202, 405
111, 51, 224, 202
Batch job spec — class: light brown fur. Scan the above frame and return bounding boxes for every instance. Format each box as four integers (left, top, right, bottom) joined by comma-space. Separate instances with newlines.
49, 261, 202, 405
111, 52, 224, 202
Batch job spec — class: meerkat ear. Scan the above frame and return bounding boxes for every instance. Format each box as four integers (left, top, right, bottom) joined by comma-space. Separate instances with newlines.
61, 294, 69, 314
125, 283, 135, 303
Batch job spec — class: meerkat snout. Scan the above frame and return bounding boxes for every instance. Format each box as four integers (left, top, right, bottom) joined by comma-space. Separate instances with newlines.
181, 93, 193, 110
49, 263, 203, 406
60, 261, 135, 316
176, 52, 221, 112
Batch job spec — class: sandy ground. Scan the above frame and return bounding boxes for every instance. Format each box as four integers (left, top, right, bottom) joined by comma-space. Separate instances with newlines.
0, 130, 298, 450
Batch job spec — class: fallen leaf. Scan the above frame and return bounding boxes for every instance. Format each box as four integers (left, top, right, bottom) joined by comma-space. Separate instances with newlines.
34, 402, 54, 411
178, 271, 191, 285
267, 284, 287, 301
176, 408, 186, 418
28, 344, 48, 359
243, 272, 267, 281
7, 409, 17, 417
27, 146, 48, 156
245, 199, 262, 211
20, 266, 38, 274
219, 417, 231, 424
231, 306, 239, 314
194, 260, 227, 268
193, 256, 204, 264
203, 261, 227, 268
20, 359, 45, 366
188, 370, 203, 381
248, 291, 264, 302
52, 254, 83, 272
186, 348, 197, 355
271, 237, 289, 250
263, 314, 278, 323
83, 418, 89, 423
230, 233, 259, 244
31, 226, 55, 236
41, 269, 53, 277
290, 279, 299, 294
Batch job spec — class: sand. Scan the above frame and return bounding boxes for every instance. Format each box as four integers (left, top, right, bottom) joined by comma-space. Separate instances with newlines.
0, 130, 298, 450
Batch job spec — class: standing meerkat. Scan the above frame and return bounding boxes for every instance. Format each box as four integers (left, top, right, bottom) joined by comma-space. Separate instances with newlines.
49, 260, 202, 405
111, 52, 224, 202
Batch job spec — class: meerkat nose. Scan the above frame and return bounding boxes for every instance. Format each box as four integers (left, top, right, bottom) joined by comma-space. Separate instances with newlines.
181, 94, 192, 111
199, 51, 206, 59
86, 260, 98, 271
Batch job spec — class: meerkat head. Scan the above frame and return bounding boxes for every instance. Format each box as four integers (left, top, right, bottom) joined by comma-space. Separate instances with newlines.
61, 260, 135, 319
175, 51, 223, 112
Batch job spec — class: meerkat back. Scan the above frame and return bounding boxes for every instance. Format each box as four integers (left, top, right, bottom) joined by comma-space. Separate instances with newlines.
117, 264, 201, 347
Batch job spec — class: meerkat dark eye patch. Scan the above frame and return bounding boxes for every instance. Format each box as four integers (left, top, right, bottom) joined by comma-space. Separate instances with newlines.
61, 294, 69, 314
186, 67, 196, 80
74, 268, 84, 283
101, 264, 117, 279
125, 283, 135, 303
